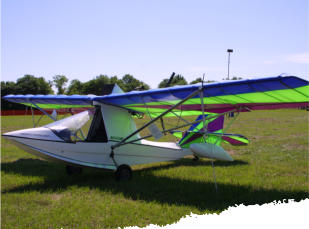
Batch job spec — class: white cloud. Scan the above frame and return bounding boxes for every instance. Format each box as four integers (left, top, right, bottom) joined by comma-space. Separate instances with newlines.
263, 53, 309, 65
284, 52, 309, 64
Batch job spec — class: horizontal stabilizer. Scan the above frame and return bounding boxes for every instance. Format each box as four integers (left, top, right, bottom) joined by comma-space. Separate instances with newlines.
178, 114, 249, 147
207, 132, 249, 146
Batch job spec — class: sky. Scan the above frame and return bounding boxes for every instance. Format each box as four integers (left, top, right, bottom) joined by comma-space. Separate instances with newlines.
1, 0, 309, 88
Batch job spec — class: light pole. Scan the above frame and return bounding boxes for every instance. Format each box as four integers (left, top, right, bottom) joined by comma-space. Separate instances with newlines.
227, 49, 233, 80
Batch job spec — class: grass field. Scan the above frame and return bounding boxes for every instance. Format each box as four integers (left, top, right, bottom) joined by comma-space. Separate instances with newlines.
1, 110, 309, 228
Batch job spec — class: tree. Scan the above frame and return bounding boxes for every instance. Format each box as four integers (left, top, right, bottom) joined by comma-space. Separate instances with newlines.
190, 77, 203, 84
110, 76, 125, 91
68, 74, 149, 95
48, 80, 53, 89
1, 75, 53, 110
16, 75, 53, 94
1, 81, 20, 110
53, 75, 68, 94
82, 75, 110, 95
158, 74, 188, 88
1, 81, 17, 95
121, 74, 150, 92
67, 79, 84, 95
222, 76, 243, 80
190, 78, 216, 84
231, 76, 243, 80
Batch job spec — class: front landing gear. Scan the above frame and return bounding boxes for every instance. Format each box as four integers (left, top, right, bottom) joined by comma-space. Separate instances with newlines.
115, 164, 132, 181
65, 165, 82, 175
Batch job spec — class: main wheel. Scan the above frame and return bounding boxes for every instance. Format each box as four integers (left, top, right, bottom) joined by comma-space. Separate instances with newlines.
115, 164, 132, 181
65, 165, 82, 175
193, 155, 199, 161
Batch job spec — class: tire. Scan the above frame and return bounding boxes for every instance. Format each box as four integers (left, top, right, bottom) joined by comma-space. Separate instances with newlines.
115, 164, 132, 181
66, 165, 82, 175
193, 155, 199, 161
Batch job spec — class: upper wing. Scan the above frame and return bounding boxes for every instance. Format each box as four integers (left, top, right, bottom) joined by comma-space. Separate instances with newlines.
96, 75, 308, 114
3, 94, 94, 109
3, 76, 309, 115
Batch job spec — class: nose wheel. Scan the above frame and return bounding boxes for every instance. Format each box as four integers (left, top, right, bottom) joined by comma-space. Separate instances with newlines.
115, 164, 132, 181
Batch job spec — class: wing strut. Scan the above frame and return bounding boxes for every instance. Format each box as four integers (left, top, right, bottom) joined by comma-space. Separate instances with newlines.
109, 86, 204, 168
114, 108, 240, 146
30, 101, 57, 122
28, 101, 57, 127
111, 87, 203, 150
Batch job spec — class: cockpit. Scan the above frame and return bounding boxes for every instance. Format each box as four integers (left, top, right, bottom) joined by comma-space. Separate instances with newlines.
44, 107, 108, 143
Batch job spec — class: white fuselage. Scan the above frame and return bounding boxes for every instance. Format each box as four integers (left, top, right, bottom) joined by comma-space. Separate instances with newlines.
3, 127, 192, 170
3, 103, 232, 170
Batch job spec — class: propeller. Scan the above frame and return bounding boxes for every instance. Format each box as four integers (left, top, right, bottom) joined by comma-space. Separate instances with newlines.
165, 72, 175, 87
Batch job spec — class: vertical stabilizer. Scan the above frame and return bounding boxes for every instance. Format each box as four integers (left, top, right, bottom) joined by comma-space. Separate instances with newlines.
101, 84, 124, 95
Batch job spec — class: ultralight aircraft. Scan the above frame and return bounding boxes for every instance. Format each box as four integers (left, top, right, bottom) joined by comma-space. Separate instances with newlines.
2, 75, 309, 180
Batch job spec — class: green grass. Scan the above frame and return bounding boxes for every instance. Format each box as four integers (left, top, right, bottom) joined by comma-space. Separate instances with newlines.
1, 110, 309, 228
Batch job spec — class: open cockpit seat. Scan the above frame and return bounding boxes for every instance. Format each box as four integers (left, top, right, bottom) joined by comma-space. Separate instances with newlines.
86, 106, 108, 142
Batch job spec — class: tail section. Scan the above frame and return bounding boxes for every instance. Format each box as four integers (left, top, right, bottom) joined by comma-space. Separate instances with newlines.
176, 114, 249, 148
178, 114, 224, 148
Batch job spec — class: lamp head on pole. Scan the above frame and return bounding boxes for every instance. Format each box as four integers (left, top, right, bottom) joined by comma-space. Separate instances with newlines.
226, 49, 233, 80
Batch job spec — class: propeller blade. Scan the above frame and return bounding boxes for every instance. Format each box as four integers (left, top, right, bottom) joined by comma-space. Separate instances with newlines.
165, 72, 175, 87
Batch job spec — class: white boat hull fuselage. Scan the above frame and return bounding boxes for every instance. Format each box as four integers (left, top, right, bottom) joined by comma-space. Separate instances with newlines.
2, 103, 233, 171
3, 132, 192, 170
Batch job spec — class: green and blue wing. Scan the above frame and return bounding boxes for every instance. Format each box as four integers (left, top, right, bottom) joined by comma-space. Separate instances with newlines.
3, 76, 309, 117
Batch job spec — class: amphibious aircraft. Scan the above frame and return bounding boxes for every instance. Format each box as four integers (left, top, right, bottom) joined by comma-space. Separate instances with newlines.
2, 75, 309, 180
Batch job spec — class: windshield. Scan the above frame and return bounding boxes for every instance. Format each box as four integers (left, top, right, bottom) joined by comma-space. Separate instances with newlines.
45, 110, 93, 142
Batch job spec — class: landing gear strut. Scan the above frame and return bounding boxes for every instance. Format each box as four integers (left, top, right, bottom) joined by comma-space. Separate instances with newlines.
65, 165, 82, 175
115, 164, 132, 181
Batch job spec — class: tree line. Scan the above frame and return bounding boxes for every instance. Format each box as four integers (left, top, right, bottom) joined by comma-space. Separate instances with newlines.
1, 73, 242, 110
